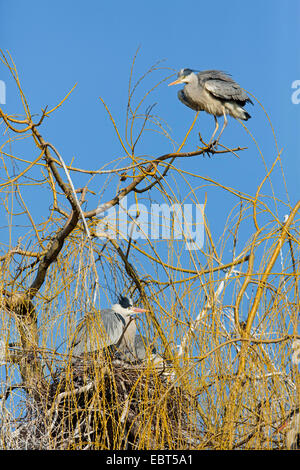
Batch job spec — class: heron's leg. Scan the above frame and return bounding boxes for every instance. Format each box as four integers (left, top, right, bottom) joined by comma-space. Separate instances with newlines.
208, 116, 219, 145
215, 110, 228, 142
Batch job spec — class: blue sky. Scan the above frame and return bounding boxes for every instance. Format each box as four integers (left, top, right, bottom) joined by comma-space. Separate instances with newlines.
0, 0, 299, 284
1, 0, 299, 193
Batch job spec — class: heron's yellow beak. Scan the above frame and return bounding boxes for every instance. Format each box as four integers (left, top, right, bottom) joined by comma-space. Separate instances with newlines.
131, 307, 147, 314
168, 78, 182, 86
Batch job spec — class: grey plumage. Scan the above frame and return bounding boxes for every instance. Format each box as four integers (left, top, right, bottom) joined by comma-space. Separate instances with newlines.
169, 68, 253, 144
69, 297, 167, 372
70, 296, 146, 358
115, 334, 157, 362
71, 309, 129, 356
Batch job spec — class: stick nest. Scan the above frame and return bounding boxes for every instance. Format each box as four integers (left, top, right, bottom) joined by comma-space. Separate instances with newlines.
3, 356, 201, 450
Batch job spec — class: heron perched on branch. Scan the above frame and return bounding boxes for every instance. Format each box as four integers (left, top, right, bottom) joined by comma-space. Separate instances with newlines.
168, 68, 253, 145
70, 295, 147, 358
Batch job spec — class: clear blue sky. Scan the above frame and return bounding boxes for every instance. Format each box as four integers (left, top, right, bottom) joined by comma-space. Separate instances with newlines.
0, 0, 299, 269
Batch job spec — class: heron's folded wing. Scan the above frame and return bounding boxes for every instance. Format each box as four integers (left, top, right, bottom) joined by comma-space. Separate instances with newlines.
198, 70, 233, 82
204, 79, 253, 105
71, 309, 124, 355
98, 309, 125, 346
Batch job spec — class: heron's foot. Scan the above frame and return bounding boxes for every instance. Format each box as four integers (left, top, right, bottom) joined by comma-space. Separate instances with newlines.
198, 132, 219, 155
206, 139, 219, 156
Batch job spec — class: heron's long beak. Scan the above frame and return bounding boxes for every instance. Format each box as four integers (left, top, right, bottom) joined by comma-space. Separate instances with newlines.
131, 307, 147, 314
168, 78, 182, 86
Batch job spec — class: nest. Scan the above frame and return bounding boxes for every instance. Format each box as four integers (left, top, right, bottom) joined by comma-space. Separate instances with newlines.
2, 356, 201, 450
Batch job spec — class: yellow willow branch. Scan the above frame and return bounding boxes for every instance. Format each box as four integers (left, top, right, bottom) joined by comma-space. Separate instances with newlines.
0, 109, 32, 133
243, 199, 300, 343
176, 112, 199, 152
45, 83, 77, 116
0, 149, 45, 188
252, 149, 283, 231
223, 199, 300, 449
234, 248, 256, 334
99, 95, 131, 157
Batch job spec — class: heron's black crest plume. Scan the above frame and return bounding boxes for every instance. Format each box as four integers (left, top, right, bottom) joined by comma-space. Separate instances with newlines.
178, 68, 195, 78
118, 295, 132, 309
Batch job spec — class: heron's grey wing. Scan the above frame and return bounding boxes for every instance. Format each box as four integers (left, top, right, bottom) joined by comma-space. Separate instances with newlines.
198, 70, 234, 82
98, 309, 125, 345
70, 318, 91, 356
199, 71, 253, 105
71, 309, 125, 355
204, 79, 252, 105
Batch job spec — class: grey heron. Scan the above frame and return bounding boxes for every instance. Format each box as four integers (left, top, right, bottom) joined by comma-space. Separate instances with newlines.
70, 295, 147, 358
168, 68, 253, 145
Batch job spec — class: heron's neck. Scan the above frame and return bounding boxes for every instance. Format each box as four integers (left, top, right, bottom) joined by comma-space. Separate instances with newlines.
112, 303, 130, 320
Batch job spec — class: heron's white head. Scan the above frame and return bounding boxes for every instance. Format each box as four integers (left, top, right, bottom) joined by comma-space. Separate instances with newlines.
112, 295, 147, 318
168, 68, 195, 86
